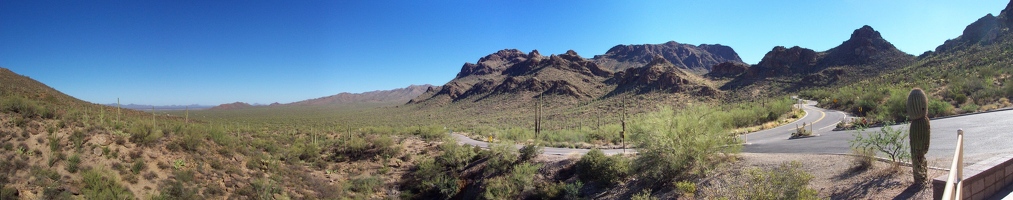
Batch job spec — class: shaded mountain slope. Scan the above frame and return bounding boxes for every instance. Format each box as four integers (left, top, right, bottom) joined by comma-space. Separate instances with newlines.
592, 41, 742, 74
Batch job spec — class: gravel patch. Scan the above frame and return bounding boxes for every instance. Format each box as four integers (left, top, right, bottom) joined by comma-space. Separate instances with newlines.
698, 153, 947, 199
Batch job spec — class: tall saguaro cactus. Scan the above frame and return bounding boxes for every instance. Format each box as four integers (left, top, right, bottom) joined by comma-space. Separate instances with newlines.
907, 88, 931, 184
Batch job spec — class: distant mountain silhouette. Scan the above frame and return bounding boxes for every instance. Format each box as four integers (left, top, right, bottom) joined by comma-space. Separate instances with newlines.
290, 84, 432, 106
209, 102, 254, 110
103, 104, 212, 111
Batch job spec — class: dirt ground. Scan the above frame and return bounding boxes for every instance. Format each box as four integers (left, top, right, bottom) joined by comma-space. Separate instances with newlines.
534, 152, 948, 199
698, 153, 947, 199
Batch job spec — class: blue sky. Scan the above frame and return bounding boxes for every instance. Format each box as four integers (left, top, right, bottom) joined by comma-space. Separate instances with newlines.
0, 1, 1007, 105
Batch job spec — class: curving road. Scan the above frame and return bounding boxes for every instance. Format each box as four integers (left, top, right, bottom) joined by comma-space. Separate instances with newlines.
453, 99, 1013, 167
451, 133, 637, 156
742, 100, 1013, 167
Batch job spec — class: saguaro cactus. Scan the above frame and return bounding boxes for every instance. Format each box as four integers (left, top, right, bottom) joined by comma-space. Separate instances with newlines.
907, 88, 930, 184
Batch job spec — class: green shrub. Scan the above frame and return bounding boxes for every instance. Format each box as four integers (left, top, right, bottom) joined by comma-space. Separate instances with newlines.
482, 176, 515, 200
67, 154, 81, 173
481, 163, 541, 200
563, 181, 583, 200
372, 135, 401, 159
414, 125, 447, 141
0, 186, 17, 200
630, 189, 658, 200
535, 181, 565, 200
631, 105, 740, 182
176, 131, 202, 152
483, 142, 519, 176
927, 98, 955, 117
518, 144, 542, 162
413, 158, 461, 198
297, 142, 321, 162
151, 179, 199, 200
70, 130, 85, 152
48, 136, 60, 152
234, 178, 280, 200
675, 180, 696, 197
131, 159, 146, 174
437, 138, 476, 171
82, 169, 135, 200
349, 175, 383, 194
130, 123, 162, 146
333, 134, 401, 161
734, 161, 818, 200
576, 149, 629, 185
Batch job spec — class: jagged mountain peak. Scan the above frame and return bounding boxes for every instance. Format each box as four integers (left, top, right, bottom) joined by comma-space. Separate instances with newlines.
850, 25, 882, 41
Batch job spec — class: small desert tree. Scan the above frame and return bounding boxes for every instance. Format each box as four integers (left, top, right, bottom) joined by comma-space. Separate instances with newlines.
850, 123, 910, 163
631, 105, 741, 182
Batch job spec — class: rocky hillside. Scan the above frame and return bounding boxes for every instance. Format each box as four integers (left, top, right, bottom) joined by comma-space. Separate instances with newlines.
410, 41, 740, 106
289, 84, 432, 106
410, 49, 614, 104
610, 55, 717, 96
722, 25, 915, 91
593, 41, 742, 74
931, 1, 1013, 55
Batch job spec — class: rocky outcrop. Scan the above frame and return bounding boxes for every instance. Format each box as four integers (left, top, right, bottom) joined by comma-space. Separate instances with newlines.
612, 55, 716, 95
593, 41, 742, 74
456, 49, 530, 78
706, 61, 749, 77
933, 0, 1013, 53
748, 46, 822, 77
819, 25, 913, 67
413, 49, 613, 103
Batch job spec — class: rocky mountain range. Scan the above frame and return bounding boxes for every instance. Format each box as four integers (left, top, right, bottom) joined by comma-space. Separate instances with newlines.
720, 25, 916, 90
408, 45, 720, 105
593, 41, 742, 74
409, 25, 918, 105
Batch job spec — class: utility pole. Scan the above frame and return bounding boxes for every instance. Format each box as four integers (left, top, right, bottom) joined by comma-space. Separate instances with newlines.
535, 95, 542, 142
621, 95, 627, 153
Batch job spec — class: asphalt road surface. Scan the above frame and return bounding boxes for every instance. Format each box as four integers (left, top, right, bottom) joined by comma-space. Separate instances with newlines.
451, 133, 637, 156
453, 99, 1013, 167
742, 101, 1013, 167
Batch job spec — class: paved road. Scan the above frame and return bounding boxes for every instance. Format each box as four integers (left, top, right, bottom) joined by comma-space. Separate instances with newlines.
451, 133, 637, 155
452, 99, 1013, 167
742, 101, 1013, 167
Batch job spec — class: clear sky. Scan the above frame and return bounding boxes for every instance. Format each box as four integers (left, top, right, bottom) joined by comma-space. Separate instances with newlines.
1, 1, 1008, 105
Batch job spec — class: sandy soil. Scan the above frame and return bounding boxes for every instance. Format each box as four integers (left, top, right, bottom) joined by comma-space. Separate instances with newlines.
698, 153, 947, 200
